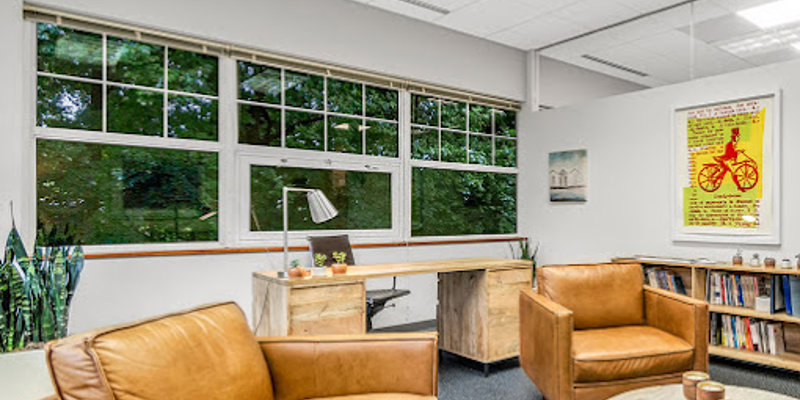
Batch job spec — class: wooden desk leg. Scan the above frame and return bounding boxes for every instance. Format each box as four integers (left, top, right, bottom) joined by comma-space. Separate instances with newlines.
438, 267, 532, 367
253, 278, 366, 336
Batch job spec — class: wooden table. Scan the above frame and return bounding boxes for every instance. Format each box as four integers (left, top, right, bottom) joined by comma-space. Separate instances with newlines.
252, 257, 533, 371
608, 384, 796, 399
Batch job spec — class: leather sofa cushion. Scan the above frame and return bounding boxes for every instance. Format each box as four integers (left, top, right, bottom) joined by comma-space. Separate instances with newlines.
572, 325, 693, 383
46, 302, 274, 400
308, 395, 436, 400
538, 264, 644, 329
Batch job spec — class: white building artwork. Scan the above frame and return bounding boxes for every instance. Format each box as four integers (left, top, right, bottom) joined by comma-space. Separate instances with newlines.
548, 149, 587, 202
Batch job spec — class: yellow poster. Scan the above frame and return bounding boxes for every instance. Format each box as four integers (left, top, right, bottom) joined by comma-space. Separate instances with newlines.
674, 94, 778, 243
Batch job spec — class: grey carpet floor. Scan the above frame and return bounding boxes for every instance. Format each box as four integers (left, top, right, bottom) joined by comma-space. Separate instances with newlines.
438, 354, 800, 399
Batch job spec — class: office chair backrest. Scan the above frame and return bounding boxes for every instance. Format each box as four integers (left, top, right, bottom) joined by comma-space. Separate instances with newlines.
307, 234, 355, 266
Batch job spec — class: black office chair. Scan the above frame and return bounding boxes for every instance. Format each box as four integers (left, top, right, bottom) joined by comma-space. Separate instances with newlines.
307, 234, 410, 331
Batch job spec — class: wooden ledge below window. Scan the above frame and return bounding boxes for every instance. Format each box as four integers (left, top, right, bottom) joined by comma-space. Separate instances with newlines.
84, 236, 525, 260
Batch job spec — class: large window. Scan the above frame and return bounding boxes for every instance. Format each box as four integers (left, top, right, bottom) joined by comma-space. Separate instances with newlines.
32, 21, 518, 249
237, 61, 399, 157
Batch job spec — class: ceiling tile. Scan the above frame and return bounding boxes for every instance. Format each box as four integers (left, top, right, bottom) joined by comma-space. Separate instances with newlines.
615, 0, 685, 13
369, 0, 444, 21
745, 46, 800, 65
424, 0, 483, 12
552, 0, 640, 29
710, 0, 777, 13
652, 1, 729, 29
491, 12, 585, 49
437, 0, 548, 37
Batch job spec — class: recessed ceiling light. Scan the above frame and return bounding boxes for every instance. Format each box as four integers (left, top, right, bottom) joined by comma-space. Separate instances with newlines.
738, 0, 800, 29
718, 25, 800, 57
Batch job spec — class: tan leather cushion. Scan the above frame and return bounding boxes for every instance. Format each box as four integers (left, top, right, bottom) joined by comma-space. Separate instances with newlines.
538, 264, 644, 329
46, 302, 274, 400
307, 395, 436, 400
262, 335, 437, 400
572, 325, 693, 383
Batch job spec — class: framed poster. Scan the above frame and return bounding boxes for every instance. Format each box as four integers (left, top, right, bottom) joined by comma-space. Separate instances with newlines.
673, 92, 780, 244
549, 149, 587, 202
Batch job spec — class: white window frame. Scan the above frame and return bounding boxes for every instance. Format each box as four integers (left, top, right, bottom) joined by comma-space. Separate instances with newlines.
25, 21, 520, 254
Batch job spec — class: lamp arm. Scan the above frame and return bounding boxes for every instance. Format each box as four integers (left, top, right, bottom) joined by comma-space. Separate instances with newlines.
283, 187, 315, 272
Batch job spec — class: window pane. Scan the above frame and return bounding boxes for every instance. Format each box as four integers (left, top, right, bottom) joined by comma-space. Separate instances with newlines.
411, 95, 438, 126
441, 100, 466, 130
250, 166, 391, 231
37, 23, 102, 79
37, 140, 218, 244
285, 110, 324, 150
37, 76, 102, 130
495, 109, 517, 137
412, 168, 516, 236
366, 86, 398, 120
327, 78, 362, 115
239, 104, 281, 147
285, 70, 323, 110
411, 128, 438, 161
469, 105, 491, 134
107, 86, 162, 136
366, 121, 398, 157
328, 116, 363, 154
107, 37, 164, 88
168, 95, 217, 141
168, 48, 218, 95
441, 131, 466, 163
495, 138, 517, 167
238, 61, 280, 104
469, 134, 492, 165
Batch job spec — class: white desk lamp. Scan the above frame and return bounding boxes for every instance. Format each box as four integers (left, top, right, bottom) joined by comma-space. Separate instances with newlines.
279, 187, 338, 277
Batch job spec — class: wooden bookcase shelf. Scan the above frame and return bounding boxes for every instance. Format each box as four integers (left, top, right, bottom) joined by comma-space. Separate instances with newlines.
613, 258, 800, 372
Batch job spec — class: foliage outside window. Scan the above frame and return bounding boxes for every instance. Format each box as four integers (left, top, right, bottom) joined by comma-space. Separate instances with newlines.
411, 168, 516, 236
35, 23, 220, 245
36, 24, 219, 140
37, 140, 218, 244
237, 61, 399, 157
250, 165, 391, 231
411, 94, 517, 167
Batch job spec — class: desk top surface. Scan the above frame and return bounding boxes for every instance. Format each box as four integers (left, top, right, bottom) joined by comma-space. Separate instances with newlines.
253, 257, 533, 286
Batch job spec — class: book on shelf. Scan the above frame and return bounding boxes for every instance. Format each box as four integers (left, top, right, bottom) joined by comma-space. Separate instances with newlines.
710, 312, 786, 355
705, 271, 800, 316
644, 267, 688, 295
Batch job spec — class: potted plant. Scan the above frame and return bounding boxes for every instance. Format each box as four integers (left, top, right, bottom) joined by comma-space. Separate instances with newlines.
1, 220, 84, 399
287, 259, 306, 278
312, 253, 328, 276
331, 251, 348, 274
511, 238, 539, 288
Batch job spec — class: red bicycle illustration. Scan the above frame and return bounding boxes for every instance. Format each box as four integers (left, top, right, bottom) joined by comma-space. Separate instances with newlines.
697, 149, 758, 192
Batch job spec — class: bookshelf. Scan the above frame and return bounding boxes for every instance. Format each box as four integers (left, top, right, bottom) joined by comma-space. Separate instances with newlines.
614, 257, 800, 372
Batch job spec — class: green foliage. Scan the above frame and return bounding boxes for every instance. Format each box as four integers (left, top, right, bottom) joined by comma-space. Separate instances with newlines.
0, 225, 84, 352
332, 251, 347, 265
289, 259, 301, 268
313, 253, 328, 268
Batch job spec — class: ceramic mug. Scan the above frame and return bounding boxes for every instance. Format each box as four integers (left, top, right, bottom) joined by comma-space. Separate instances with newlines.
682, 371, 710, 400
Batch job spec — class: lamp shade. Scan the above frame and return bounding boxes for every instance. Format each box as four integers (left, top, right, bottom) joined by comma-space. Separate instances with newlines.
307, 189, 338, 223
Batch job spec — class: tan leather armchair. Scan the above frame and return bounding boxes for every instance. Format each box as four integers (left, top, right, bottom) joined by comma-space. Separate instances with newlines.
45, 302, 438, 400
519, 263, 708, 400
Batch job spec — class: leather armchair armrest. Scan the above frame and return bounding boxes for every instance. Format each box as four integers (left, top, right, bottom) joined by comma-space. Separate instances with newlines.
519, 289, 573, 400
259, 332, 437, 399
644, 286, 709, 371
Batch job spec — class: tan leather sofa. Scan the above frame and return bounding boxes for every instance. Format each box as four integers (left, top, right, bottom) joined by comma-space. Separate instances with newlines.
519, 263, 708, 400
44, 302, 438, 400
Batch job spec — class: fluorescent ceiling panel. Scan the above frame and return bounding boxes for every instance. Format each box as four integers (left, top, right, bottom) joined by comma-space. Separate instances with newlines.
738, 0, 800, 29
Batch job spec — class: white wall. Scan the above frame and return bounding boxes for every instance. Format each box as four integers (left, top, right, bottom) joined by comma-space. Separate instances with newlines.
31, 0, 527, 101
539, 56, 647, 109
518, 58, 800, 266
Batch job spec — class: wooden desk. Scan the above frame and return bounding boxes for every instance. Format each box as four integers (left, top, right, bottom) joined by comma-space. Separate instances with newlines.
252, 257, 532, 366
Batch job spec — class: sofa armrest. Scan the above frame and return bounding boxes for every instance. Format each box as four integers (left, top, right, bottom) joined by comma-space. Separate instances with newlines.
519, 289, 573, 400
259, 332, 437, 399
644, 286, 709, 371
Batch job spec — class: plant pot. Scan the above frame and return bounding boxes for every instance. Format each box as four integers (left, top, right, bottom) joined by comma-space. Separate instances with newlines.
331, 263, 348, 274
765, 257, 776, 268
0, 349, 54, 399
288, 266, 305, 278
732, 255, 743, 266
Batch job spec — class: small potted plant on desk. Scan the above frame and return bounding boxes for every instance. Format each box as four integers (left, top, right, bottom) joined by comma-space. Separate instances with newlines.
331, 251, 348, 274
287, 259, 306, 278
313, 253, 328, 276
